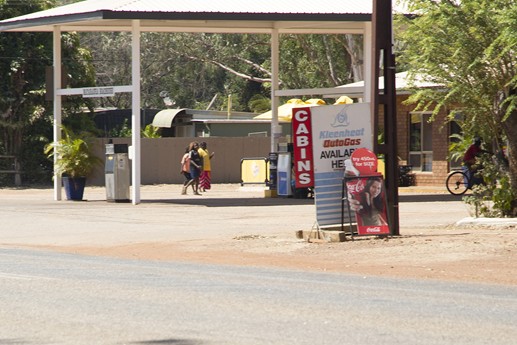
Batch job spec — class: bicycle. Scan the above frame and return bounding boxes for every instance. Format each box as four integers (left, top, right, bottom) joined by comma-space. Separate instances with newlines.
445, 166, 483, 195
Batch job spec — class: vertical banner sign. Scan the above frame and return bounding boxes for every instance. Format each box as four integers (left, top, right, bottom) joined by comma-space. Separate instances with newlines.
345, 148, 390, 235
292, 107, 314, 189
292, 103, 372, 227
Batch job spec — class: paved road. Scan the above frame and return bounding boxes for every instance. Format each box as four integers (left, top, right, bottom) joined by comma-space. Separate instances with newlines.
2, 185, 516, 344
1, 247, 517, 345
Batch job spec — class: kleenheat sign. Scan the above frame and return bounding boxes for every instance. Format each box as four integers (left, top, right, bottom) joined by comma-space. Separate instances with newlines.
292, 104, 371, 188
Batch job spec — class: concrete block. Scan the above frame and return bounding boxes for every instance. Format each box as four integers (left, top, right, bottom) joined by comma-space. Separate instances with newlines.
264, 189, 277, 198
295, 230, 347, 242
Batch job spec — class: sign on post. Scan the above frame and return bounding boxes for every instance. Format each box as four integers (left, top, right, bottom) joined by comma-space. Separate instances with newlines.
345, 148, 390, 236
82, 87, 115, 98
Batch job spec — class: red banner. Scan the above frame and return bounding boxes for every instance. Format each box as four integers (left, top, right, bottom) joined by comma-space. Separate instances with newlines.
292, 107, 314, 188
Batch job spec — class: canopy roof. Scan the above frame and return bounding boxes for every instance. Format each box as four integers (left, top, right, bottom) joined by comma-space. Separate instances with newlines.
0, 0, 407, 33
152, 108, 186, 128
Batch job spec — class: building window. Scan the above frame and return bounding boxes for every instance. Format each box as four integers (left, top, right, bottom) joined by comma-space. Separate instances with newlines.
409, 112, 433, 171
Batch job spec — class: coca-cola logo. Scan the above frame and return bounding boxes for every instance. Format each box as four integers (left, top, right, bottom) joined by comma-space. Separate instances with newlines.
346, 178, 365, 194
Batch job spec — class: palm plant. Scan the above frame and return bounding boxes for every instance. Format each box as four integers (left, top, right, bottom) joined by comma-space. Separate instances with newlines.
44, 126, 101, 178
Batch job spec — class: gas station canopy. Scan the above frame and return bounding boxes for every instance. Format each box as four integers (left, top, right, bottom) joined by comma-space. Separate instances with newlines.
0, 0, 395, 34
0, 0, 407, 205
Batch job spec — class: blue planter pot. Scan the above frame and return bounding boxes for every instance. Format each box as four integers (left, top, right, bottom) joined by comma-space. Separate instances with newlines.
62, 176, 86, 201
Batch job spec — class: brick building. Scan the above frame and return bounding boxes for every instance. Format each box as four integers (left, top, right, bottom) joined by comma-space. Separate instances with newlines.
340, 72, 454, 186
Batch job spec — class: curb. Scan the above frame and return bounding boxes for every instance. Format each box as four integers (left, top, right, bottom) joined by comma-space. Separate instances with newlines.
456, 217, 517, 226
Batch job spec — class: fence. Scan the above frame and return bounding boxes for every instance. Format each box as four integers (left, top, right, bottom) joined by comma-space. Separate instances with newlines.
88, 136, 274, 186
0, 155, 22, 186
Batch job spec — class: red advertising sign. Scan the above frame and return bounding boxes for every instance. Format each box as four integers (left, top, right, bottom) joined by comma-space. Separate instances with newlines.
346, 148, 390, 235
292, 107, 314, 188
350, 147, 378, 175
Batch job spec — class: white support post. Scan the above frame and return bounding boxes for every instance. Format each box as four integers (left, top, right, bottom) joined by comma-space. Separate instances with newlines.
363, 22, 375, 147
270, 28, 280, 152
363, 22, 373, 103
53, 26, 62, 201
131, 20, 141, 205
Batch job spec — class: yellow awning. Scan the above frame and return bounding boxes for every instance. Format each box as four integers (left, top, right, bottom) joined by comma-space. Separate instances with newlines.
334, 95, 354, 105
254, 98, 325, 122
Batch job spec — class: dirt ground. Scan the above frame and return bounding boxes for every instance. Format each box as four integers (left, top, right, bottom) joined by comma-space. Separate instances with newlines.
59, 223, 517, 286
3, 184, 516, 286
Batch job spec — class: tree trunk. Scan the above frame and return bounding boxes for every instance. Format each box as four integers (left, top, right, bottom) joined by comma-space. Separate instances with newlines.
502, 109, 517, 216
344, 34, 363, 82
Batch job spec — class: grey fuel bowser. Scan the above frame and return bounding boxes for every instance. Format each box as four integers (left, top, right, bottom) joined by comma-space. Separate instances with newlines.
105, 143, 130, 202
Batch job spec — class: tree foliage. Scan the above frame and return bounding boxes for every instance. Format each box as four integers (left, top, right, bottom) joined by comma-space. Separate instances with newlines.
397, 0, 517, 216
79, 32, 362, 112
0, 0, 53, 154
0, 0, 96, 184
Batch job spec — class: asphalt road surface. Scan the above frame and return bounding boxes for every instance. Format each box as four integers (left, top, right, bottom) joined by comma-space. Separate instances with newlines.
1, 248, 516, 345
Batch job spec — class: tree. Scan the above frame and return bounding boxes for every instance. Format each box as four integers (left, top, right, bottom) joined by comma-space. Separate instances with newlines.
397, 0, 517, 216
0, 0, 55, 184
78, 32, 362, 112
0, 0, 96, 184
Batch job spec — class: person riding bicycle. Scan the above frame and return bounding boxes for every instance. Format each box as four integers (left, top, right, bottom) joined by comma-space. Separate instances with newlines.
463, 137, 487, 188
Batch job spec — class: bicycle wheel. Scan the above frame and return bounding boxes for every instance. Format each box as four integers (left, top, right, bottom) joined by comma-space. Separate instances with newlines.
446, 171, 469, 195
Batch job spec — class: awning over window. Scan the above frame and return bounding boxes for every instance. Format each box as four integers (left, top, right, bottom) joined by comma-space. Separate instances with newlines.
152, 109, 186, 128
